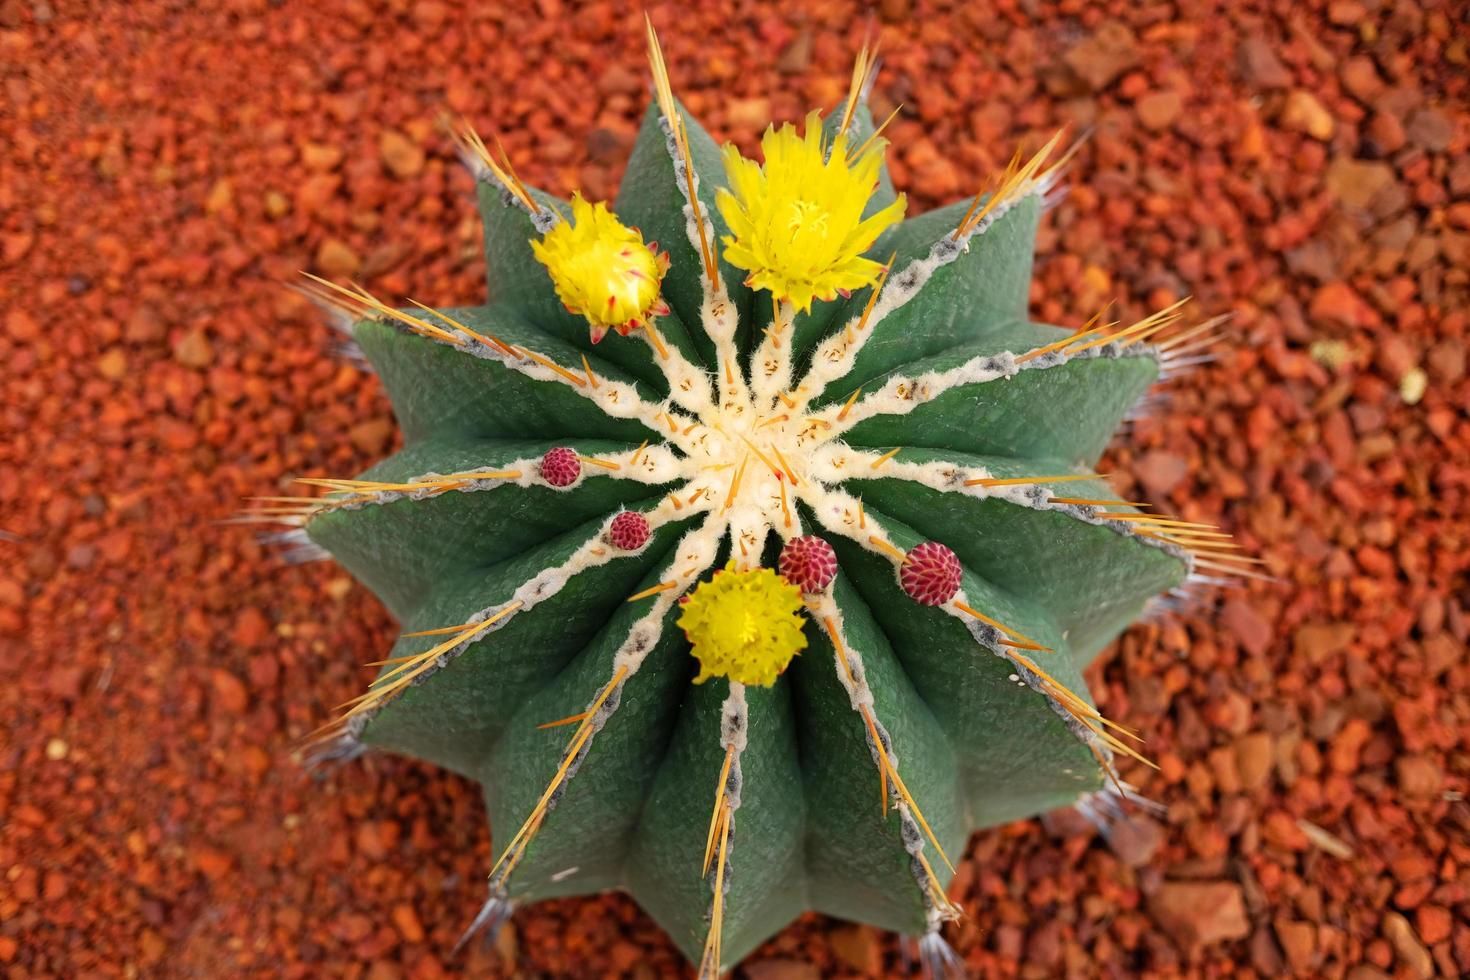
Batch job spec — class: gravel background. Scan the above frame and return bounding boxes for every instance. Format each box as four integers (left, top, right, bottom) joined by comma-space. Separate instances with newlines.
2, 0, 1467, 976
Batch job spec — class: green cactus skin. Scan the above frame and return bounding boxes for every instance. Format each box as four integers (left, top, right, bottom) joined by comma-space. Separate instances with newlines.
283, 53, 1218, 974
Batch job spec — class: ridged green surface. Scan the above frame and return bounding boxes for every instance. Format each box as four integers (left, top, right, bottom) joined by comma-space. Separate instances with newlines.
304, 92, 1190, 968
618, 99, 757, 362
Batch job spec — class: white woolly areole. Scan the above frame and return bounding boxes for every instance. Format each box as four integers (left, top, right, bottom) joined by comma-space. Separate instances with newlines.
805, 591, 875, 713
329, 445, 684, 515
818, 350, 1018, 438
749, 298, 797, 410
650, 343, 716, 416
829, 452, 1189, 562
657, 109, 748, 416
718, 682, 748, 814
719, 682, 749, 753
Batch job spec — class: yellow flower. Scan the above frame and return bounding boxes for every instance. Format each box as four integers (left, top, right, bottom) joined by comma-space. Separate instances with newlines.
716, 110, 906, 313
530, 193, 671, 342
678, 562, 808, 687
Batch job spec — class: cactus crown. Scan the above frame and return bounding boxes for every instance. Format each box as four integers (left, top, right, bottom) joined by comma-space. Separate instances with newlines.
265, 21, 1244, 975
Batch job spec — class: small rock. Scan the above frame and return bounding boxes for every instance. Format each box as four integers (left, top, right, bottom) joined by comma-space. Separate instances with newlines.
1328, 719, 1373, 777
1414, 905, 1452, 945
335, 911, 374, 943
597, 63, 642, 96
192, 847, 234, 881
1043, 803, 1097, 839
1222, 598, 1272, 657
743, 960, 820, 980
379, 129, 425, 179
297, 173, 343, 215
1293, 621, 1354, 663
1274, 919, 1317, 974
349, 418, 394, 455
1282, 90, 1335, 140
1381, 911, 1434, 979
1235, 731, 1274, 790
409, 0, 445, 26
97, 347, 128, 380
1405, 107, 1453, 152
1367, 111, 1407, 154
301, 142, 345, 172
2, 232, 33, 265
1310, 281, 1376, 329
828, 925, 880, 972
993, 923, 1023, 959
1135, 450, 1189, 496
232, 607, 270, 649
1399, 367, 1427, 405
354, 821, 394, 861
126, 305, 166, 343
1026, 919, 1063, 970
390, 903, 425, 943
1238, 37, 1292, 89
776, 29, 812, 74
210, 669, 249, 714
726, 97, 772, 132
1338, 57, 1383, 102
877, 0, 910, 22
65, 544, 96, 570
1327, 158, 1396, 210
1286, 239, 1338, 282
494, 918, 517, 969
1250, 926, 1285, 974
205, 178, 233, 214
1297, 818, 1354, 858
1136, 90, 1183, 131
359, 242, 412, 280
1427, 339, 1465, 383
264, 190, 291, 218
1151, 881, 1251, 948
1064, 21, 1140, 91
1395, 755, 1442, 797
1107, 813, 1163, 867
316, 238, 361, 278
586, 127, 631, 166
5, 309, 39, 341
173, 329, 214, 369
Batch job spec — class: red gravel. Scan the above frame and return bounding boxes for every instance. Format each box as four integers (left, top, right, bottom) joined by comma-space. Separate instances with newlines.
2, 1, 1467, 977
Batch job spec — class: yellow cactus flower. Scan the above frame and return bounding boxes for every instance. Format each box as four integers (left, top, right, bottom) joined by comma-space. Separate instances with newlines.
531, 192, 671, 342
678, 562, 808, 687
715, 110, 906, 313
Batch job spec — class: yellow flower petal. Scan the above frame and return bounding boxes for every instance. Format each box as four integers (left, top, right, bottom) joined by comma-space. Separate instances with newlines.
530, 193, 668, 341
677, 562, 807, 687
717, 111, 906, 313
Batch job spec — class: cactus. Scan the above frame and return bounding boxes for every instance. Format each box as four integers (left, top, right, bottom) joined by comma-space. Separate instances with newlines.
269, 25, 1243, 976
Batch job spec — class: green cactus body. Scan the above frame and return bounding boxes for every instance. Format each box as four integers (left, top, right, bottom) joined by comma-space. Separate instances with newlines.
283, 36, 1223, 976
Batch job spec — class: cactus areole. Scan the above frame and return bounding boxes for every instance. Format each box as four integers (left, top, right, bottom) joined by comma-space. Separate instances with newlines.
283, 25, 1235, 975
